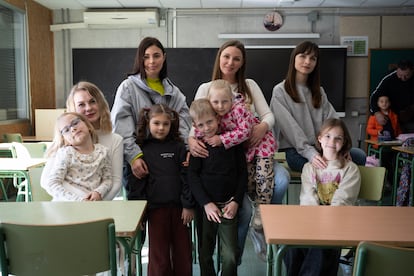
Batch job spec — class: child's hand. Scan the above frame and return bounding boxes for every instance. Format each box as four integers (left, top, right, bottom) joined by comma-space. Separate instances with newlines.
204, 135, 222, 147
84, 191, 102, 201
182, 152, 190, 167
222, 201, 238, 219
181, 208, 194, 225
204, 202, 222, 223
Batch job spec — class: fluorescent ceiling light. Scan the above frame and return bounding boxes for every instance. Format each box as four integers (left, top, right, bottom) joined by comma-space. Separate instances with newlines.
218, 33, 320, 39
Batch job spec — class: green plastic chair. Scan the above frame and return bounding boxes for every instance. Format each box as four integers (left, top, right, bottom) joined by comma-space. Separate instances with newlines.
21, 142, 47, 158
357, 166, 386, 205
0, 218, 117, 276
353, 241, 414, 276
0, 143, 18, 201
2, 133, 23, 143
28, 167, 52, 201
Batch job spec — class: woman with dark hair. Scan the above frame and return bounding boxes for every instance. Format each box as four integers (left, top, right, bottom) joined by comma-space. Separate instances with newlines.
270, 41, 366, 173
111, 36, 191, 198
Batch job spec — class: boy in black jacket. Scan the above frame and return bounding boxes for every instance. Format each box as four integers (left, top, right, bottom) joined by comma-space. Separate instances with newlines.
188, 98, 247, 276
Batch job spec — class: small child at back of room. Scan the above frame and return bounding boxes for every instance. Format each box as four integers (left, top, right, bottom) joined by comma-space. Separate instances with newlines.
285, 118, 361, 276
188, 98, 247, 276
198, 79, 276, 230
366, 93, 402, 145
43, 112, 112, 201
131, 104, 194, 276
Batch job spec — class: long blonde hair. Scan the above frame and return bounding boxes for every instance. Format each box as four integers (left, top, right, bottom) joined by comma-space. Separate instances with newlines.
46, 112, 98, 157
66, 81, 112, 133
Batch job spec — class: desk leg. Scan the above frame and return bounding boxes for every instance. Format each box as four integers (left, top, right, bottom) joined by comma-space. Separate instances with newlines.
275, 245, 288, 276
134, 230, 143, 276
266, 244, 273, 276
393, 152, 402, 206
411, 156, 414, 206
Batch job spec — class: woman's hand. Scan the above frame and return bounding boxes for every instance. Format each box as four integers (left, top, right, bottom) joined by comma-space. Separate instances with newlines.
188, 136, 209, 158
131, 158, 149, 179
249, 122, 268, 148
311, 154, 328, 169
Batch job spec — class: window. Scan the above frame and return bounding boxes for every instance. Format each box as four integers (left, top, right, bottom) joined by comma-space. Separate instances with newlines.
0, 1, 28, 122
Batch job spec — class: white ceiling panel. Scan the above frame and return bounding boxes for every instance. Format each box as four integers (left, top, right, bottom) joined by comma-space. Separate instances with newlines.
118, 0, 163, 8
32, 0, 414, 10
202, 0, 242, 9
159, 0, 202, 9
78, 0, 122, 8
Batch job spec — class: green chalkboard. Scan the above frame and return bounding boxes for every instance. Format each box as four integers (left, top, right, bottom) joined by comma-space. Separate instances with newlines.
369, 48, 414, 94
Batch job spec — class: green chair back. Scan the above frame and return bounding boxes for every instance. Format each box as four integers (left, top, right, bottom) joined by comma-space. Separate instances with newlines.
0, 143, 17, 158
2, 133, 23, 143
29, 167, 52, 201
22, 142, 47, 158
353, 241, 414, 276
0, 218, 117, 276
358, 166, 386, 204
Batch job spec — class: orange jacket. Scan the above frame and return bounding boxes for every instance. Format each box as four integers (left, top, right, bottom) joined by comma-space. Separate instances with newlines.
366, 110, 402, 147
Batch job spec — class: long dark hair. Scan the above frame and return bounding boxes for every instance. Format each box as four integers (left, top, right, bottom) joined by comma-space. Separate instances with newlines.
284, 41, 322, 108
128, 37, 167, 80
315, 118, 352, 168
211, 40, 252, 106
136, 104, 182, 145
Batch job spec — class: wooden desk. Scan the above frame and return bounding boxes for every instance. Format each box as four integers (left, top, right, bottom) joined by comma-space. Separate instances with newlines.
365, 139, 402, 166
0, 200, 147, 276
22, 136, 52, 142
261, 205, 414, 276
392, 146, 414, 206
0, 158, 46, 202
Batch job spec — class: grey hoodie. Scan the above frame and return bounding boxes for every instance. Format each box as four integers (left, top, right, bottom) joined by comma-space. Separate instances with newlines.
111, 74, 191, 163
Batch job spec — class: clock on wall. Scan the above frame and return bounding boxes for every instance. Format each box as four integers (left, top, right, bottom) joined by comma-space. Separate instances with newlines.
263, 11, 283, 31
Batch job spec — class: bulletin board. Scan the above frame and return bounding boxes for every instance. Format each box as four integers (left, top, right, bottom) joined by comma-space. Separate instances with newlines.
369, 48, 414, 94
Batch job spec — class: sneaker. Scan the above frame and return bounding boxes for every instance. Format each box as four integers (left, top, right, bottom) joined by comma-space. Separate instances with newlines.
252, 205, 262, 230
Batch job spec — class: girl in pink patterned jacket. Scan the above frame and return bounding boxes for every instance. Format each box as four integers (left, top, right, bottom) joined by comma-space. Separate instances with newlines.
195, 79, 276, 229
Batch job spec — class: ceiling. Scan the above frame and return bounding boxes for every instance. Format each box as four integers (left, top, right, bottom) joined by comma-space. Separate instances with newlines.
33, 0, 414, 10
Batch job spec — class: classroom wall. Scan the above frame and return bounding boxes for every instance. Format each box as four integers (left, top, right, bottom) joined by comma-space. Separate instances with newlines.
51, 8, 414, 147
1, 0, 54, 139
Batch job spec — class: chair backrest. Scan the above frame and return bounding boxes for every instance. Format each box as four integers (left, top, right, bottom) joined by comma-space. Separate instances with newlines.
353, 241, 414, 276
358, 166, 386, 203
0, 218, 117, 276
0, 143, 17, 158
2, 133, 23, 143
29, 167, 52, 201
12, 142, 47, 158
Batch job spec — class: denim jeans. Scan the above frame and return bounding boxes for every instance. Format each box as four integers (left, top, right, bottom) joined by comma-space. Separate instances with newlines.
283, 147, 366, 172
237, 162, 289, 263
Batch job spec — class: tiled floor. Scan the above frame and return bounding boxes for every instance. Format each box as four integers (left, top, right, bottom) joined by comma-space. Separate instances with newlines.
140, 229, 267, 276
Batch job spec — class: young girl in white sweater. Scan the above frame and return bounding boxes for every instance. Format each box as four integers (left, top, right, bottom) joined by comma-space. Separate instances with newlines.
285, 118, 361, 276
43, 112, 112, 201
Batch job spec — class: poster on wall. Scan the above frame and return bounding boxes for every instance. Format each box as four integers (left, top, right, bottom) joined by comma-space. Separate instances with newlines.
340, 36, 368, 56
